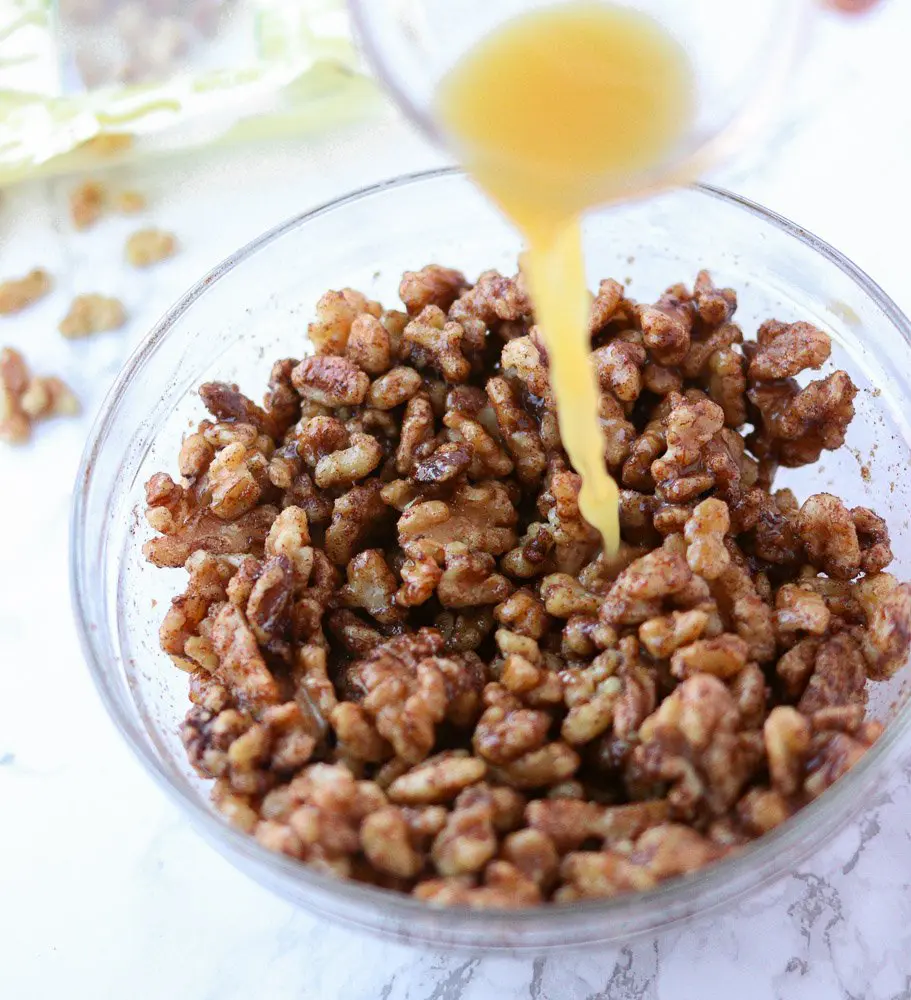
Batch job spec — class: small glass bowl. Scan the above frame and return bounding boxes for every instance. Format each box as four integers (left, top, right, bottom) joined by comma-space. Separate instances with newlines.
350, 0, 810, 197
72, 169, 911, 951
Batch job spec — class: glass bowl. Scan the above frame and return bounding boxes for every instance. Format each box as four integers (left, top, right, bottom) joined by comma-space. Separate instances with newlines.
71, 169, 911, 951
350, 0, 810, 196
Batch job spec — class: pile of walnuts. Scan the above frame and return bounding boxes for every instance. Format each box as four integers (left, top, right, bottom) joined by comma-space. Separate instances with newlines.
144, 263, 911, 907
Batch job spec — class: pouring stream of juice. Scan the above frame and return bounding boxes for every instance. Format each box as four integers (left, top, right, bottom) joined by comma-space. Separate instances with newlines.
435, 2, 696, 554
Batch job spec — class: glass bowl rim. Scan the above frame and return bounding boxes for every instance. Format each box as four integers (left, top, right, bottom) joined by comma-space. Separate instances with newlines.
70, 166, 911, 936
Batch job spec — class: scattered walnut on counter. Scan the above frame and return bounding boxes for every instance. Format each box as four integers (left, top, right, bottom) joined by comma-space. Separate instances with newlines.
70, 180, 107, 230
143, 263, 910, 908
1, 347, 78, 445
126, 228, 177, 267
59, 294, 127, 338
69, 179, 148, 229
0, 269, 52, 316
112, 190, 147, 214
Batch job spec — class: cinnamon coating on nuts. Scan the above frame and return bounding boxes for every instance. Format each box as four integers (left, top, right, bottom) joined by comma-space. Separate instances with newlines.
145, 264, 909, 907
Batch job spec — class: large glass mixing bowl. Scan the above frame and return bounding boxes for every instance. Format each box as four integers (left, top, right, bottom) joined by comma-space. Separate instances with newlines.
72, 170, 911, 951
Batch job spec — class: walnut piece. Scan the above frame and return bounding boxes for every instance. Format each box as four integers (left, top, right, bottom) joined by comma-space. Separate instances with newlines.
125, 228, 177, 267
113, 189, 146, 214
399, 265, 467, 315
0, 269, 51, 315
1, 347, 78, 444
308, 288, 382, 355
747, 320, 831, 380
69, 179, 106, 230
59, 294, 126, 338
292, 356, 369, 408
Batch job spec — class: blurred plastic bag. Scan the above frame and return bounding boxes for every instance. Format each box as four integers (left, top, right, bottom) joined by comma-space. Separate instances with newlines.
0, 0, 379, 185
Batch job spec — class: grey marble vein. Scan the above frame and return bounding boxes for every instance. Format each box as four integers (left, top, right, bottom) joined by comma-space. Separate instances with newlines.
424, 960, 480, 1000
842, 811, 883, 875
785, 957, 809, 977
788, 873, 845, 950
528, 957, 547, 1000
584, 943, 659, 1000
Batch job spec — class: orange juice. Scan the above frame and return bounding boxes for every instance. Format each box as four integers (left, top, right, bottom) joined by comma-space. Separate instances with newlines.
436, 2, 695, 552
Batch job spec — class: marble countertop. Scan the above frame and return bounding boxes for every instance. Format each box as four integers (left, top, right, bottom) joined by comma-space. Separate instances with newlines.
3, 6, 911, 998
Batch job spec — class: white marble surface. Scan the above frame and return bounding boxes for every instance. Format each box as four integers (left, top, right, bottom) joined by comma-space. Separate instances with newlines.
3, 6, 911, 998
